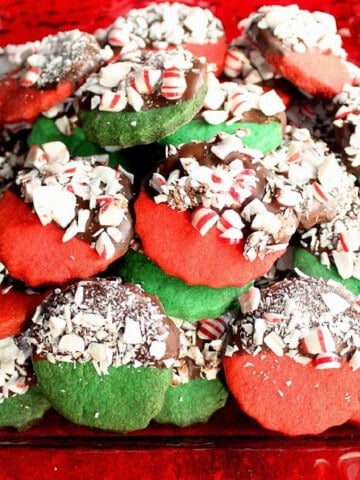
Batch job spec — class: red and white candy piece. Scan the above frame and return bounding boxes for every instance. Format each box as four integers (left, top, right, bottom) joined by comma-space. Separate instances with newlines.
107, 27, 129, 47
239, 287, 261, 314
95, 231, 116, 260
161, 67, 187, 100
313, 352, 341, 369
99, 90, 127, 112
312, 181, 330, 203
217, 209, 244, 232
191, 207, 219, 236
262, 312, 283, 324
130, 67, 161, 95
20, 66, 42, 87
198, 317, 228, 340
150, 172, 167, 193
223, 48, 248, 78
219, 227, 243, 245
301, 326, 336, 355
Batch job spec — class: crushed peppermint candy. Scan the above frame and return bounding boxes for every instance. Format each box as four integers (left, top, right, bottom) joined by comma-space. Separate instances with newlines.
0, 333, 33, 403
15, 141, 134, 260
79, 48, 205, 113
247, 5, 346, 57
226, 276, 360, 370
299, 196, 360, 280
224, 32, 276, 83
29, 278, 179, 375
260, 127, 358, 229
0, 130, 27, 194
333, 83, 360, 175
286, 97, 338, 151
15, 30, 107, 89
150, 132, 302, 260
202, 74, 285, 125
98, 2, 224, 53
170, 312, 234, 384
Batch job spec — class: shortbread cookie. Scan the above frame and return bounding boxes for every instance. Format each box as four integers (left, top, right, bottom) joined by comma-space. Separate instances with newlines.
99, 2, 226, 75
0, 333, 50, 431
135, 133, 300, 288
261, 126, 358, 230
119, 248, 248, 321
160, 74, 285, 151
0, 142, 134, 287
333, 83, 360, 178
293, 192, 360, 295
0, 30, 105, 124
154, 316, 230, 426
30, 278, 180, 432
246, 5, 351, 98
78, 49, 208, 147
224, 277, 360, 436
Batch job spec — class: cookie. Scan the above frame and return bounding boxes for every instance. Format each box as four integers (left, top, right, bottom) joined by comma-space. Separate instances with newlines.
246, 5, 351, 98
261, 126, 358, 230
0, 30, 106, 125
119, 248, 247, 321
0, 333, 50, 431
135, 132, 300, 288
154, 316, 231, 426
223, 277, 360, 436
99, 2, 226, 76
29, 277, 180, 432
160, 74, 285, 151
293, 191, 360, 295
333, 83, 360, 178
0, 263, 46, 339
78, 49, 208, 147
0, 141, 134, 287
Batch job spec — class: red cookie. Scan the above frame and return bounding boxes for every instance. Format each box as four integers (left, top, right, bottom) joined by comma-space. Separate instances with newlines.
100, 2, 227, 75
135, 133, 301, 288
224, 351, 360, 436
224, 277, 360, 435
0, 286, 46, 339
0, 30, 104, 124
246, 5, 351, 98
0, 142, 134, 287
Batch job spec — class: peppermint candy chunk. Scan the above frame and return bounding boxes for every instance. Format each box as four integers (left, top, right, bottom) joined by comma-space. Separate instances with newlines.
130, 67, 161, 94
20, 66, 42, 87
239, 287, 261, 313
198, 317, 228, 340
99, 90, 127, 112
313, 352, 341, 369
191, 207, 219, 236
219, 227, 243, 245
217, 209, 244, 232
161, 67, 187, 100
301, 326, 336, 355
224, 48, 247, 78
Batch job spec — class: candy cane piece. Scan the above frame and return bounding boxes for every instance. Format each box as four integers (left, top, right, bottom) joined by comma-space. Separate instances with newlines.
191, 207, 219, 236
161, 67, 187, 100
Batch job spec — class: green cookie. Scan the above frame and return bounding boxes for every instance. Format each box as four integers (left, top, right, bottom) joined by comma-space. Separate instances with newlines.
34, 360, 172, 433
0, 385, 51, 431
159, 118, 283, 154
79, 83, 208, 148
27, 117, 128, 170
119, 250, 248, 321
154, 377, 228, 427
293, 247, 360, 295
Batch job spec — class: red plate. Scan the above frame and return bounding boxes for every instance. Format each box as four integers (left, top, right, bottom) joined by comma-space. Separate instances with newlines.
0, 1, 360, 478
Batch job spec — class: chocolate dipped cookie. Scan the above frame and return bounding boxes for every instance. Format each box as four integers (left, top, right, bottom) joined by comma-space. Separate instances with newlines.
29, 277, 180, 432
